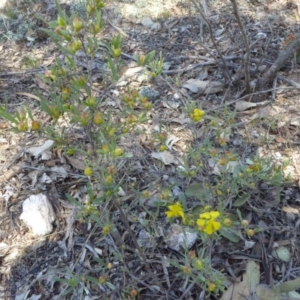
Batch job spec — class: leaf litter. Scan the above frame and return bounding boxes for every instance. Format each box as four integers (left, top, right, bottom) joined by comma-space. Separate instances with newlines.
1, 0, 300, 299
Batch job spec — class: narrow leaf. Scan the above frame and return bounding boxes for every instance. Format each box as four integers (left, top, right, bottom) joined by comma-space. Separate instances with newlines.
233, 193, 250, 207
220, 228, 240, 243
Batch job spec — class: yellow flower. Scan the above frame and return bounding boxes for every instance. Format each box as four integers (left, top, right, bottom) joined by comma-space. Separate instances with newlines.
197, 211, 221, 235
165, 202, 185, 220
191, 108, 205, 122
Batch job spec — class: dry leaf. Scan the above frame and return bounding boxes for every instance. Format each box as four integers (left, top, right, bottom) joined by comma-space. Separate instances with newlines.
151, 151, 180, 165
64, 155, 86, 170
166, 135, 180, 151
162, 100, 180, 109
183, 79, 224, 94
282, 206, 299, 214
290, 118, 300, 127
220, 275, 249, 300
236, 100, 271, 111
26, 140, 54, 158
235, 100, 259, 111
169, 117, 191, 125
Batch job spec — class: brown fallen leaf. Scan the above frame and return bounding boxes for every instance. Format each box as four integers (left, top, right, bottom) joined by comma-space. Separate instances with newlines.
220, 275, 249, 300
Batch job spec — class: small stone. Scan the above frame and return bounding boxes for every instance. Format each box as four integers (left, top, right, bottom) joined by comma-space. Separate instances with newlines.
139, 86, 160, 101
151, 22, 161, 30
141, 17, 154, 27
165, 224, 197, 251
20, 194, 56, 236
137, 229, 153, 248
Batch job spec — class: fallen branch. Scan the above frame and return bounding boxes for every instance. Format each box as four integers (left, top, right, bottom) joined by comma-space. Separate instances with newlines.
256, 32, 300, 91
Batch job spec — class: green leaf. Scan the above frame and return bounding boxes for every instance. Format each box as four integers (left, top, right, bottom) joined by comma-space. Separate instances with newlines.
38, 28, 58, 40
66, 194, 81, 206
106, 282, 116, 290
246, 261, 260, 293
93, 257, 105, 264
84, 275, 101, 284
107, 56, 119, 81
219, 228, 240, 243
233, 192, 250, 207
236, 208, 242, 221
55, 0, 66, 19
185, 183, 206, 200
0, 106, 18, 124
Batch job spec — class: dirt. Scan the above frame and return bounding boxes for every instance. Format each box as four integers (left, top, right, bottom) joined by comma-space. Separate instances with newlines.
0, 0, 300, 299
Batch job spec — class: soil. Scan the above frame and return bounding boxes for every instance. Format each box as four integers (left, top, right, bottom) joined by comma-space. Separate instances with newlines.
0, 0, 300, 299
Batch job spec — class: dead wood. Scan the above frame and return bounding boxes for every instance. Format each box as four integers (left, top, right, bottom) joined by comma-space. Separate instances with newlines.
256, 32, 300, 92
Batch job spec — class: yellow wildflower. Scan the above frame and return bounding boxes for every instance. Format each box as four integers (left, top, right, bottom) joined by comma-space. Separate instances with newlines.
197, 211, 221, 235
191, 108, 205, 122
165, 202, 185, 220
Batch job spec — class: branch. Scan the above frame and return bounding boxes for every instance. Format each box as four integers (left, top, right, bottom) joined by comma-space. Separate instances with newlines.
257, 32, 300, 90
230, 0, 251, 93
189, 0, 231, 83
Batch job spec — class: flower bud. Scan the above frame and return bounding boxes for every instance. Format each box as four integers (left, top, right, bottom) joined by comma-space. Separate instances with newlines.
66, 148, 75, 156
85, 96, 96, 107
49, 106, 60, 119
113, 147, 123, 157
105, 175, 113, 185
223, 218, 232, 227
246, 229, 255, 237
84, 167, 93, 176
77, 76, 85, 87
195, 259, 203, 270
112, 46, 121, 57
17, 121, 28, 132
90, 24, 100, 35
80, 112, 89, 126
93, 112, 103, 125
62, 87, 71, 100
57, 16, 66, 28
72, 17, 82, 32
31, 120, 41, 131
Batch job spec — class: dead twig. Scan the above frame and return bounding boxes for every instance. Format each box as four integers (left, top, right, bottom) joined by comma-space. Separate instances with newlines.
230, 0, 251, 93
257, 31, 300, 91
277, 74, 300, 89
189, 0, 232, 83
113, 198, 164, 292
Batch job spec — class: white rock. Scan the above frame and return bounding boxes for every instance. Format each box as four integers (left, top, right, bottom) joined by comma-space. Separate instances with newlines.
151, 22, 161, 30
141, 17, 154, 27
165, 224, 197, 251
137, 229, 153, 248
20, 194, 56, 236
26, 140, 54, 159
0, 242, 9, 257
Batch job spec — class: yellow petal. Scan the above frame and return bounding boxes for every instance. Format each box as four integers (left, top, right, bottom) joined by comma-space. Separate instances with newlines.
212, 220, 221, 231
179, 211, 185, 219
204, 221, 214, 235
197, 219, 206, 227
166, 211, 174, 218
199, 212, 210, 219
209, 211, 220, 218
